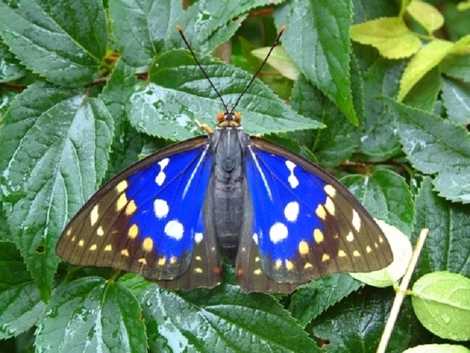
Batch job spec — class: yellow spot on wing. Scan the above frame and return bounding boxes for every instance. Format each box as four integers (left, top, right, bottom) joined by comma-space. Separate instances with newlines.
316, 204, 327, 220
298, 240, 309, 255
125, 200, 137, 216
353, 250, 361, 257
194, 267, 203, 273
90, 205, 99, 226
366, 245, 372, 253
254, 268, 262, 275
138, 258, 147, 265
338, 249, 347, 257
142, 237, 153, 252
285, 260, 294, 271
352, 210, 361, 231
78, 239, 84, 247
128, 224, 139, 239
170, 256, 177, 264
314, 229, 324, 244
89, 244, 97, 251
321, 253, 330, 262
116, 193, 128, 211
121, 249, 129, 257
104, 244, 112, 252
346, 232, 354, 242
116, 180, 128, 193
304, 262, 313, 269
158, 257, 166, 266
324, 184, 336, 197
275, 259, 283, 270
66, 229, 72, 237
97, 226, 104, 237
324, 197, 335, 215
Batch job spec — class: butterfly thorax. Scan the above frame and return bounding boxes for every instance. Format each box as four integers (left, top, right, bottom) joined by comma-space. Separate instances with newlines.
207, 127, 251, 260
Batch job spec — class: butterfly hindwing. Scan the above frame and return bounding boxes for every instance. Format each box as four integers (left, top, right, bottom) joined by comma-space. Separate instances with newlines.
237, 137, 393, 293
57, 137, 222, 289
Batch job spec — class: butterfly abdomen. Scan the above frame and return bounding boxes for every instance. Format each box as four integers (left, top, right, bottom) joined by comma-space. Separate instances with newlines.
207, 128, 251, 260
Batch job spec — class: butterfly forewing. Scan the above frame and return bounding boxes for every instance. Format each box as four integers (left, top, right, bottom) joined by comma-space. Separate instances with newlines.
57, 137, 222, 289
236, 137, 393, 293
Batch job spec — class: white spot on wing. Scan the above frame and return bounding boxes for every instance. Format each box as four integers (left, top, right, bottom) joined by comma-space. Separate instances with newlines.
284, 201, 300, 222
195, 232, 203, 244
269, 222, 288, 243
153, 199, 169, 219
285, 160, 299, 188
252, 233, 259, 245
164, 219, 184, 240
155, 158, 170, 186
90, 205, 99, 226
352, 210, 361, 231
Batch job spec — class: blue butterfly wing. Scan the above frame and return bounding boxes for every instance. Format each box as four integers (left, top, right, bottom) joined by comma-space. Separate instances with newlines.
57, 137, 222, 290
237, 138, 393, 293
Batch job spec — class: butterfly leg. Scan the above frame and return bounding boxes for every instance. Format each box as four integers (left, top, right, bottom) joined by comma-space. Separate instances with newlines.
195, 119, 213, 134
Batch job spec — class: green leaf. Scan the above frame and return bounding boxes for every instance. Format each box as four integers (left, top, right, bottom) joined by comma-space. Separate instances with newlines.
342, 168, 414, 235
351, 17, 421, 59
360, 58, 403, 159
457, 0, 470, 11
289, 274, 362, 327
411, 271, 470, 341
251, 46, 300, 80
0, 242, 45, 340
442, 77, 470, 126
0, 83, 114, 298
35, 277, 147, 353
406, 0, 444, 33
274, 0, 359, 125
389, 99, 470, 203
313, 288, 417, 353
442, 54, 470, 82
128, 49, 322, 140
404, 344, 470, 353
291, 76, 359, 167
413, 177, 470, 278
142, 284, 320, 353
398, 40, 454, 101
0, 42, 25, 83
352, 0, 399, 23
0, 0, 106, 86
167, 0, 285, 55
109, 0, 183, 67
403, 68, 441, 112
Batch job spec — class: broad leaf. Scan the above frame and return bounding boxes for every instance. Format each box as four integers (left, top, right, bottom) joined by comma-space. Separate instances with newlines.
142, 283, 321, 353
398, 40, 454, 101
342, 168, 415, 235
0, 242, 45, 340
0, 83, 114, 298
404, 344, 470, 353
291, 76, 359, 167
274, 0, 359, 125
109, 0, 183, 67
0, 0, 106, 87
251, 46, 300, 80
442, 77, 470, 125
352, 0, 399, 23
403, 68, 441, 112
360, 58, 403, 159
442, 54, 470, 82
35, 277, 147, 353
289, 274, 362, 327
313, 288, 419, 353
411, 271, 470, 341
128, 49, 322, 140
406, 0, 444, 33
351, 17, 421, 59
413, 177, 470, 278
389, 99, 470, 203
0, 42, 25, 83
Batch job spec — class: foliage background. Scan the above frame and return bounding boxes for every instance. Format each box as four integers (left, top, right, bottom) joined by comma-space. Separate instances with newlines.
0, 0, 469, 352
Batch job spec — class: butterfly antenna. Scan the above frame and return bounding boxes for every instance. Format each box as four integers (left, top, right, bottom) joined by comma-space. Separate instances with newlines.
177, 26, 230, 113
229, 26, 286, 115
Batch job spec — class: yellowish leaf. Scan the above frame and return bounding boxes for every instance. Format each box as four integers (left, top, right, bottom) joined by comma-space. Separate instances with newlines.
452, 34, 470, 54
251, 46, 299, 80
399, 39, 454, 101
407, 0, 444, 33
351, 17, 421, 59
457, 0, 470, 11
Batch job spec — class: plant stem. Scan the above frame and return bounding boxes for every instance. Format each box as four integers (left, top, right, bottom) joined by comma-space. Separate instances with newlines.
376, 228, 430, 353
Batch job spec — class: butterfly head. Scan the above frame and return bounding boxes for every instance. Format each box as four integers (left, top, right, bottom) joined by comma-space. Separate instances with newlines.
216, 111, 241, 128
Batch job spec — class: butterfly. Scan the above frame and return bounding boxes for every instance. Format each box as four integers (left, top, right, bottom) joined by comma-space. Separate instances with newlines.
56, 27, 393, 293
